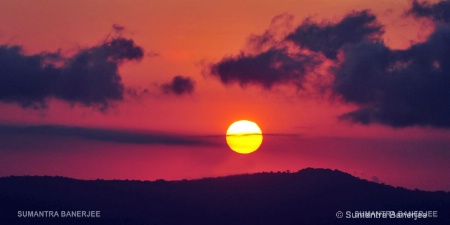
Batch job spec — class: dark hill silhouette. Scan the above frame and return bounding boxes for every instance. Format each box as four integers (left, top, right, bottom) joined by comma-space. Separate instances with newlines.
0, 168, 449, 225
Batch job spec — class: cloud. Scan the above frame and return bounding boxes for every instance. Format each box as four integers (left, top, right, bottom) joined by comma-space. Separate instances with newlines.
332, 41, 391, 105
0, 36, 144, 110
337, 26, 450, 128
0, 124, 212, 146
210, 5, 450, 129
286, 10, 384, 59
209, 11, 381, 90
210, 48, 321, 89
327, 4, 450, 128
408, 0, 450, 23
245, 13, 295, 53
335, 1, 450, 128
161, 76, 195, 95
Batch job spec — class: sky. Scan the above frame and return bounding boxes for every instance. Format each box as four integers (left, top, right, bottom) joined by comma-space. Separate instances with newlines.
1, 0, 450, 191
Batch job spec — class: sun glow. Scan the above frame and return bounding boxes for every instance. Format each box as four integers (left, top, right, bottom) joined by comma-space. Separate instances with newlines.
226, 120, 263, 154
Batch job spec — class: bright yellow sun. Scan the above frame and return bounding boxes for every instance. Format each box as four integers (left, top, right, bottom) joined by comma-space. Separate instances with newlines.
226, 120, 263, 154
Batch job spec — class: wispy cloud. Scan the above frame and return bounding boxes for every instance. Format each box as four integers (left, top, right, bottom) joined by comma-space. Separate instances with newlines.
0, 124, 213, 146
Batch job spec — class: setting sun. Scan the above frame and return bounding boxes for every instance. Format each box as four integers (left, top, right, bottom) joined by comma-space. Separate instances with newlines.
226, 120, 263, 154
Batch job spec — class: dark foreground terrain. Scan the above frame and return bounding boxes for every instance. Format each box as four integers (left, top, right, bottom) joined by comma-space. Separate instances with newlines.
0, 168, 449, 225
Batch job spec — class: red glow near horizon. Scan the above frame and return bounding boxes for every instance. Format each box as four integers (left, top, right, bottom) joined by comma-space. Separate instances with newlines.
0, 0, 449, 193
0, 133, 449, 191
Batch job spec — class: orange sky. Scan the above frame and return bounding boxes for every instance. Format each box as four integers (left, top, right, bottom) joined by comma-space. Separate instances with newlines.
0, 0, 434, 135
0, 0, 449, 191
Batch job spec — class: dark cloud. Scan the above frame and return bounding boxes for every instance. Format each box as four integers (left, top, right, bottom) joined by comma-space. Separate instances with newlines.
332, 41, 391, 105
0, 124, 211, 146
0, 45, 58, 109
327, 5, 450, 128
408, 0, 450, 23
337, 26, 450, 128
0, 37, 144, 110
210, 6, 450, 129
161, 76, 195, 95
210, 48, 321, 89
286, 10, 383, 59
209, 11, 380, 90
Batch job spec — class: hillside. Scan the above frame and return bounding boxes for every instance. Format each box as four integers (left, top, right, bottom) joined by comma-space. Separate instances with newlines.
0, 168, 449, 225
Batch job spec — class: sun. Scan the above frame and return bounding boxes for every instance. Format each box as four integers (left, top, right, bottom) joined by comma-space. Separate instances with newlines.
226, 120, 263, 154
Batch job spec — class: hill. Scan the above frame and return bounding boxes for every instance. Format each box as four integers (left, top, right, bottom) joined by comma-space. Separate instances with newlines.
0, 168, 449, 225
